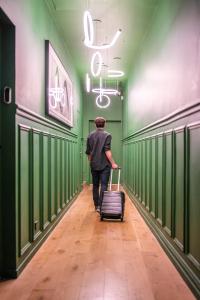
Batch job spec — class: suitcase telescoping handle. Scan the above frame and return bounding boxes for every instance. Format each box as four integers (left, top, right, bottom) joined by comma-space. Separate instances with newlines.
109, 167, 121, 192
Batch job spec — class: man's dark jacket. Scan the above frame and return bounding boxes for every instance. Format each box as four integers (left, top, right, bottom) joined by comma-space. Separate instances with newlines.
86, 128, 111, 171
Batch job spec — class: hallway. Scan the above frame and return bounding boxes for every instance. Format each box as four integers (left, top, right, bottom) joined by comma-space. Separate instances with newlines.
0, 0, 200, 298
0, 187, 194, 300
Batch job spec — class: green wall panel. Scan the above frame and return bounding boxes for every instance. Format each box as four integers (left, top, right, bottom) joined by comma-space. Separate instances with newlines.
16, 118, 82, 277
61, 139, 65, 207
151, 138, 156, 217
32, 130, 41, 240
56, 138, 61, 213
164, 131, 173, 235
138, 142, 142, 201
69, 142, 72, 200
174, 128, 184, 250
72, 142, 75, 195
42, 134, 49, 229
128, 144, 131, 190
66, 141, 69, 203
146, 139, 151, 211
131, 143, 134, 194
188, 124, 200, 270
135, 143, 139, 197
141, 140, 145, 205
50, 137, 56, 220
157, 135, 163, 225
123, 109, 200, 296
19, 126, 31, 255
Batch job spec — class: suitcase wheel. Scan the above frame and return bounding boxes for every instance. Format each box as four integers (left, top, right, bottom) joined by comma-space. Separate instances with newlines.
100, 216, 103, 221
120, 217, 123, 222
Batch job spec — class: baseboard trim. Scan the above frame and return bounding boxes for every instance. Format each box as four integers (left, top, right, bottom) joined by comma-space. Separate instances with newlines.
124, 185, 200, 299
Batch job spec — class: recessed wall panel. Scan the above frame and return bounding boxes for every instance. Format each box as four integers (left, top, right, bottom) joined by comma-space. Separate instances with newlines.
133, 143, 136, 194
50, 137, 56, 219
146, 139, 151, 210
151, 137, 156, 217
135, 143, 138, 197
188, 125, 200, 268
157, 135, 163, 224
174, 128, 184, 250
32, 131, 41, 239
165, 132, 172, 235
42, 134, 49, 228
56, 138, 61, 213
61, 139, 65, 206
142, 140, 146, 205
19, 126, 31, 255
138, 142, 142, 201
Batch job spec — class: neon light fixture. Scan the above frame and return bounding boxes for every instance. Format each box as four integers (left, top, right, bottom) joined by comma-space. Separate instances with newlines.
91, 51, 102, 77
83, 11, 94, 46
107, 70, 125, 77
49, 71, 65, 109
83, 11, 122, 49
92, 88, 119, 95
96, 94, 111, 108
86, 29, 122, 49
86, 73, 91, 92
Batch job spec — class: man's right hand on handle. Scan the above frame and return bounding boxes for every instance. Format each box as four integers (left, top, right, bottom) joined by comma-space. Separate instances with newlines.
111, 163, 118, 169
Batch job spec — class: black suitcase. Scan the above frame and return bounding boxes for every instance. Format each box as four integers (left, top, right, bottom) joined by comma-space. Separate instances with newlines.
100, 168, 125, 222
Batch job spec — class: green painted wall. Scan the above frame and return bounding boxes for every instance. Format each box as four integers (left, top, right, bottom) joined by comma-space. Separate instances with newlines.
0, 0, 83, 277
124, 0, 200, 136
123, 0, 200, 297
82, 91, 123, 184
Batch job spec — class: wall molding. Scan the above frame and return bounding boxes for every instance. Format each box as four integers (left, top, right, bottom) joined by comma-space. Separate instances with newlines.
16, 104, 78, 138
123, 100, 200, 141
16, 122, 82, 274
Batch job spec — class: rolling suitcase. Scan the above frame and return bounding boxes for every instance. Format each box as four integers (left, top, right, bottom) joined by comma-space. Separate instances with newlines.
100, 168, 125, 222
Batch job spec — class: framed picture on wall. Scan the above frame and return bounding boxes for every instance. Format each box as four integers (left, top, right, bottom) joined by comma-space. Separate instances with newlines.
45, 40, 73, 127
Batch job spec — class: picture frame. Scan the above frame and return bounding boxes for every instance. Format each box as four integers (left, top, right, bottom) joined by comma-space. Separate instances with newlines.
45, 40, 73, 127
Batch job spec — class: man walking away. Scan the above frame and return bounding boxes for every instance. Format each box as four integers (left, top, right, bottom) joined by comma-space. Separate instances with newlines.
86, 117, 118, 212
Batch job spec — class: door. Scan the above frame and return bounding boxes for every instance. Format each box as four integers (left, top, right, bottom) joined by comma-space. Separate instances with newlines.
88, 120, 122, 184
0, 18, 2, 275
0, 8, 15, 275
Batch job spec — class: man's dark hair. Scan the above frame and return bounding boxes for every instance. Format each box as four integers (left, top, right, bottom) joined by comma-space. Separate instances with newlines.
95, 117, 106, 128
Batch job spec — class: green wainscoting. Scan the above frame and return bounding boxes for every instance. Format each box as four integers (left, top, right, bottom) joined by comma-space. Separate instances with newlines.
123, 103, 200, 298
12, 105, 82, 276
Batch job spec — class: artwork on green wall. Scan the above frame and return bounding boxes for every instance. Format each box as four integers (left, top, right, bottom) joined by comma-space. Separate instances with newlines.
45, 40, 73, 127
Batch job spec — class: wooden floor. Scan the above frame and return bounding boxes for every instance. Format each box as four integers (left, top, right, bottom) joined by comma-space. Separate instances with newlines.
0, 186, 195, 300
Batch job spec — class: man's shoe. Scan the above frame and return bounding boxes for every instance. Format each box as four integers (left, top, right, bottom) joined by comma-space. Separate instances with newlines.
96, 206, 100, 213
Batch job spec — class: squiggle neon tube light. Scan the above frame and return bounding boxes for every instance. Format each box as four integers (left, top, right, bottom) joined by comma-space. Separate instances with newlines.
86, 73, 91, 92
96, 94, 111, 108
92, 88, 119, 95
91, 52, 102, 77
84, 11, 94, 46
107, 70, 124, 77
83, 11, 121, 49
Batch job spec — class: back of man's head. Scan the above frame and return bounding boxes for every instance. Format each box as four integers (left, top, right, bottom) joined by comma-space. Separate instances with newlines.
95, 117, 106, 128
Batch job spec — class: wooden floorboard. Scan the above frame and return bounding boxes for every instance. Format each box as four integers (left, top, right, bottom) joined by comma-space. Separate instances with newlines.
0, 186, 195, 300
